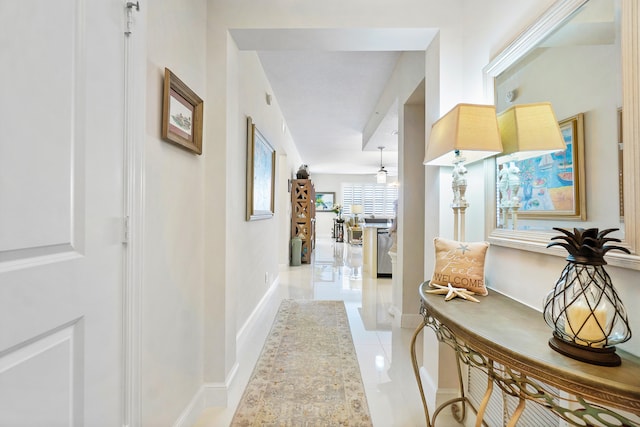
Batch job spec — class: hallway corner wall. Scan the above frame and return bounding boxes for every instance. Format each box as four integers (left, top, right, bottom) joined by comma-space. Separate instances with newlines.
144, 0, 208, 425
227, 47, 303, 341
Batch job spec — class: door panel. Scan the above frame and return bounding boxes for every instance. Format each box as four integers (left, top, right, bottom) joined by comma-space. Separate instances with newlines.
0, 323, 82, 426
0, 0, 125, 425
0, 1, 78, 259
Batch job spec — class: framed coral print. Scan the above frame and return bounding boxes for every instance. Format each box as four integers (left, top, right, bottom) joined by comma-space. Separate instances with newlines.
246, 117, 276, 221
161, 68, 204, 154
500, 113, 586, 220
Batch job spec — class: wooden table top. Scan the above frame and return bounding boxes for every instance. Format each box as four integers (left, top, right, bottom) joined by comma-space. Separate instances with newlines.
419, 282, 640, 414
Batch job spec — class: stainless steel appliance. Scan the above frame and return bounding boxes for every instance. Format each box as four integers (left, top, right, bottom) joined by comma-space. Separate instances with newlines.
377, 228, 393, 277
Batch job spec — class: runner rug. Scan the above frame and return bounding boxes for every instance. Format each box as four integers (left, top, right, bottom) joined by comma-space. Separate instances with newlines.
230, 299, 373, 426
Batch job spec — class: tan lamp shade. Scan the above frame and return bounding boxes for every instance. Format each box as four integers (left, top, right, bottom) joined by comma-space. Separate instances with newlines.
351, 204, 364, 214
424, 103, 503, 166
496, 102, 566, 165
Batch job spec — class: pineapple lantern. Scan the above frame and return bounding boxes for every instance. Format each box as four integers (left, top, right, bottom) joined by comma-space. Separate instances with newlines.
543, 228, 632, 366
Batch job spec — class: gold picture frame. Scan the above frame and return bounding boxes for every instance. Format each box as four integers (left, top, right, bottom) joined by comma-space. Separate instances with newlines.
161, 68, 203, 154
246, 117, 276, 221
500, 113, 586, 220
618, 107, 624, 219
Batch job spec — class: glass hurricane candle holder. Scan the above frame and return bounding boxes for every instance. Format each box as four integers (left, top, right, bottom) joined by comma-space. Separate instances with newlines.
543, 228, 632, 366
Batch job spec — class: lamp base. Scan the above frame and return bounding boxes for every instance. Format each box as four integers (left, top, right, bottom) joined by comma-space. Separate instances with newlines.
549, 335, 621, 367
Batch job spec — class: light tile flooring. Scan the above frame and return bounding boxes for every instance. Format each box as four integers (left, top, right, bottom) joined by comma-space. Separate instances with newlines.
195, 237, 426, 426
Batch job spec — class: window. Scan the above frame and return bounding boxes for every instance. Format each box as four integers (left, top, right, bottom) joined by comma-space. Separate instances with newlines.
342, 183, 398, 216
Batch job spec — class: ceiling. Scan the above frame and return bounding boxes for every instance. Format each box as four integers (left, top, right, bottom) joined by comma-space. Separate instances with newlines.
230, 28, 438, 176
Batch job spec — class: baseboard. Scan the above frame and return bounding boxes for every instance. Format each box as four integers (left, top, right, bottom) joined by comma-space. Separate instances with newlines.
419, 365, 438, 410
208, 362, 239, 406
387, 304, 402, 319
417, 366, 465, 425
388, 306, 422, 330
173, 278, 282, 426
172, 386, 205, 427
236, 276, 281, 348
171, 362, 239, 427
435, 387, 462, 425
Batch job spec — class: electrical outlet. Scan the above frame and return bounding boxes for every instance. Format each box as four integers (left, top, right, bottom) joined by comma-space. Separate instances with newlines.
265, 272, 269, 285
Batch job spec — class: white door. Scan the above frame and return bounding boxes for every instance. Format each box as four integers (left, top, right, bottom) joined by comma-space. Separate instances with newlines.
0, 1, 127, 425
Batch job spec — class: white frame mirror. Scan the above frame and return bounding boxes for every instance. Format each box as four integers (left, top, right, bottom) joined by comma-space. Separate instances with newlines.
483, 0, 640, 270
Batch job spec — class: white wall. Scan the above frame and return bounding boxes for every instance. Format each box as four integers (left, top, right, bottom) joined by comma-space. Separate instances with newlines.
497, 44, 621, 231
401, 102, 426, 317
434, 0, 556, 253
231, 49, 303, 330
443, 0, 640, 359
361, 50, 430, 327
144, 0, 207, 425
420, 0, 640, 411
142, 12, 306, 422
140, 0, 640, 423
203, 2, 474, 396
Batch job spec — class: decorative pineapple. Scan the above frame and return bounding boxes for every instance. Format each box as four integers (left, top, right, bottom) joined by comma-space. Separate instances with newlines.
543, 228, 632, 366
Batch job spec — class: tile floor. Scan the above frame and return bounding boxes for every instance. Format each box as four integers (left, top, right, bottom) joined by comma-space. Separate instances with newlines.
195, 237, 426, 426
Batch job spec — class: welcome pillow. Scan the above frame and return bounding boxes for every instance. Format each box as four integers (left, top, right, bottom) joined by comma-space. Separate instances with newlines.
431, 237, 489, 296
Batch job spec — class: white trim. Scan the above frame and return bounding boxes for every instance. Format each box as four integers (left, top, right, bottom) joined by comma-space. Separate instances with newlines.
236, 276, 280, 345
417, 367, 460, 424
621, 0, 640, 257
435, 387, 462, 425
483, 0, 589, 80
0, 249, 82, 273
122, 1, 146, 426
172, 387, 205, 427
203, 365, 238, 407
171, 363, 240, 427
419, 365, 438, 411
387, 304, 402, 318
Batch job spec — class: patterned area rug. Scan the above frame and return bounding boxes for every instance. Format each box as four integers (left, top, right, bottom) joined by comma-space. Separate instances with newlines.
231, 300, 373, 426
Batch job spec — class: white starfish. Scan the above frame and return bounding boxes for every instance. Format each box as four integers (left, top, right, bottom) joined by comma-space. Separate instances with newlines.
426, 283, 480, 303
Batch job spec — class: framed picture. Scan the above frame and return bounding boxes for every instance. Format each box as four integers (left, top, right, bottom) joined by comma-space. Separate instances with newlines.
499, 113, 586, 220
315, 192, 335, 212
246, 117, 276, 221
161, 68, 204, 154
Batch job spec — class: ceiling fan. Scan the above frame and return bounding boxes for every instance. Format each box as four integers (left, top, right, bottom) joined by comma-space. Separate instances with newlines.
377, 146, 387, 184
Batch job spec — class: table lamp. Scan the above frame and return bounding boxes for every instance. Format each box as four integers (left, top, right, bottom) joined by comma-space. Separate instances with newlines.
351, 204, 363, 226
424, 104, 503, 241
496, 102, 566, 229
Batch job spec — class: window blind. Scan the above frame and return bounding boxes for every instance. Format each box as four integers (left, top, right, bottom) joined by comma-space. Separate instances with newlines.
341, 183, 398, 216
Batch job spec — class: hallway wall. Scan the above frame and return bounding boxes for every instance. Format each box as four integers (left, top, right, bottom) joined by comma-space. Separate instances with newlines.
144, 0, 208, 425
458, 0, 640, 358
140, 0, 640, 424
205, 0, 471, 395
229, 49, 304, 334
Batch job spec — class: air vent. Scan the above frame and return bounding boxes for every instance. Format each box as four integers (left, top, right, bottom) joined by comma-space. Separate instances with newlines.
467, 365, 561, 426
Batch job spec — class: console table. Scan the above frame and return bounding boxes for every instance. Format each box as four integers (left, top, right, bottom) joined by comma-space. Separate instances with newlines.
410, 281, 640, 427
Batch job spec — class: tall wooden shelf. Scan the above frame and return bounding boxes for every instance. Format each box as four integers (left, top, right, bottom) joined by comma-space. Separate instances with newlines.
291, 179, 316, 263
